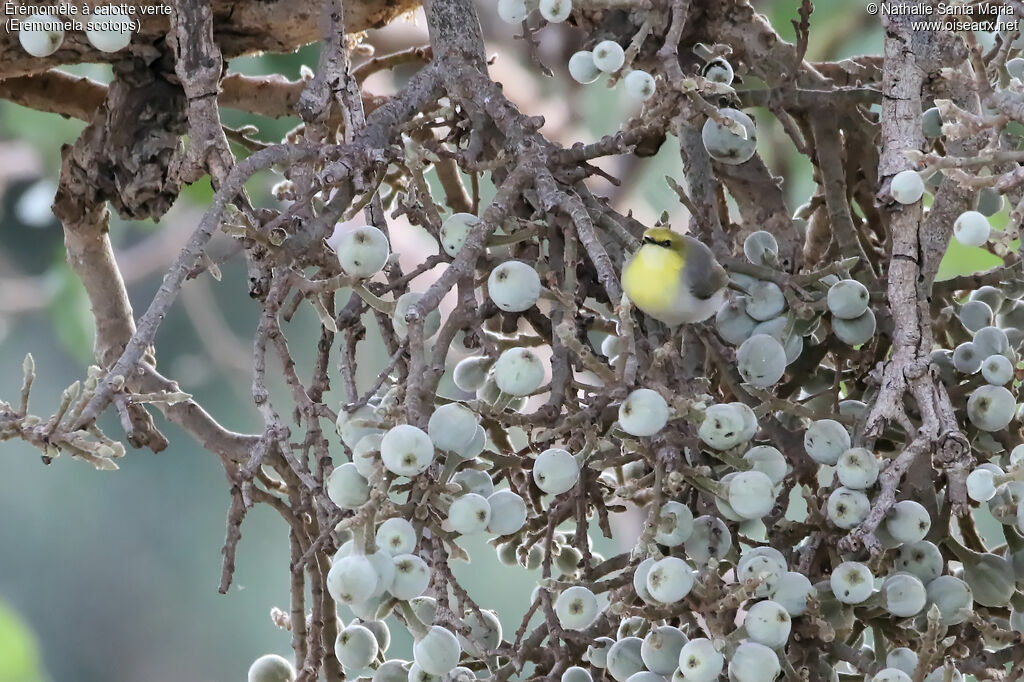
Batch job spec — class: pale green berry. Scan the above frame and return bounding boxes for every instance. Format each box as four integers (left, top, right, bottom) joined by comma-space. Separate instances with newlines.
804, 419, 851, 465
677, 638, 723, 682
890, 170, 925, 204
592, 40, 625, 72
926, 575, 973, 625
248, 654, 296, 682
569, 51, 601, 84
966, 467, 997, 502
827, 279, 870, 320
967, 384, 1016, 431
335, 225, 391, 278
374, 660, 408, 682
352, 433, 382, 478
654, 501, 694, 546
743, 445, 787, 485
961, 552, 1016, 607
982, 354, 1013, 385
440, 213, 479, 256
607, 637, 644, 682
453, 356, 493, 392
743, 231, 779, 266
555, 585, 600, 629
458, 609, 502, 657
954, 210, 991, 247
833, 308, 876, 346
488, 261, 541, 312
335, 624, 379, 670
454, 424, 486, 459
743, 600, 791, 648
451, 469, 493, 497
886, 649, 918, 676
367, 549, 396, 598
393, 293, 441, 339
827, 486, 870, 529
728, 642, 779, 682
408, 662, 441, 682
881, 572, 927, 617
497, 0, 528, 24
698, 403, 749, 450
744, 282, 786, 321
894, 541, 944, 583
684, 515, 731, 565
486, 490, 527, 535
726, 470, 776, 519
337, 404, 381, 448
562, 667, 593, 682
539, 0, 571, 22
428, 403, 479, 454
953, 341, 982, 374
381, 424, 435, 477
645, 556, 694, 603
327, 462, 370, 509
960, 300, 994, 332
414, 626, 461, 676
85, 10, 134, 52
633, 557, 657, 604
376, 517, 417, 556
18, 13, 64, 57
978, 187, 1005, 217
587, 637, 615, 668
975, 325, 1011, 357
872, 669, 912, 682
327, 554, 379, 604
641, 626, 687, 675
885, 500, 931, 544
702, 57, 734, 84
702, 108, 757, 165
619, 388, 670, 436
830, 561, 874, 604
493, 347, 545, 396
716, 298, 758, 345
772, 571, 813, 616
533, 448, 580, 495
410, 596, 438, 624
736, 334, 787, 387
922, 106, 943, 138
447, 493, 491, 535
835, 448, 880, 490
624, 70, 656, 101
391, 553, 430, 600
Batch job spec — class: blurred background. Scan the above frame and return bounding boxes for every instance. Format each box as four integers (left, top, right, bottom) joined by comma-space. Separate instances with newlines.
0, 0, 1000, 680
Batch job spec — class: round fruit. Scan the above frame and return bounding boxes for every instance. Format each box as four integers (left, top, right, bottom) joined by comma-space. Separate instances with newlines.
393, 292, 441, 339
833, 308, 877, 346
895, 541, 944, 583
569, 51, 601, 84
830, 561, 874, 604
827, 279, 870, 320
881, 572, 927, 617
772, 571, 813, 616
327, 554, 379, 604
497, 0, 529, 23
413, 626, 461, 676
587, 637, 615, 668
555, 585, 600, 629
728, 642, 780, 682
645, 556, 695, 603
654, 501, 694, 546
327, 462, 370, 509
743, 445, 787, 485
736, 334, 787, 387
959, 299, 994, 333
376, 517, 417, 555
726, 470, 776, 519
836, 447, 880, 489
677, 638, 723, 682
716, 298, 758, 345
85, 10, 134, 52
624, 70, 657, 100
685, 515, 732, 565
827, 487, 870, 529
873, 670, 912, 682
440, 213, 479, 256
336, 225, 391, 278
452, 469, 494, 497
592, 40, 626, 73
533, 448, 580, 495
562, 667, 593, 682
453, 356, 493, 392
607, 637, 644, 682
486, 490, 527, 535
922, 106, 943, 138
701, 57, 734, 85
982, 354, 1014, 385
698, 403, 749, 450
488, 261, 541, 312
890, 170, 925, 205
428, 403, 479, 454
701, 108, 757, 165
978, 187, 1005, 216
953, 341, 983, 374
886, 649, 918, 676
925, 575, 973, 625
493, 347, 545, 396
743, 599, 791, 648
619, 388, 670, 436
391, 553, 430, 600
18, 13, 64, 57
805, 419, 851, 465
954, 210, 991, 247
641, 626, 687, 675
381, 424, 435, 477
447, 493, 492, 535
967, 384, 1016, 431
335, 624, 379, 670
885, 500, 931, 544
539, 0, 571, 22
248, 654, 296, 682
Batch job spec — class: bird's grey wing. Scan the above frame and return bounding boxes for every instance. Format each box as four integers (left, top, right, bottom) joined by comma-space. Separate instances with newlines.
683, 236, 729, 300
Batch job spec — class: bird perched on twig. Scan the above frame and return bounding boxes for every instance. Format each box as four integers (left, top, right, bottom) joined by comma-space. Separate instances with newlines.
621, 228, 729, 325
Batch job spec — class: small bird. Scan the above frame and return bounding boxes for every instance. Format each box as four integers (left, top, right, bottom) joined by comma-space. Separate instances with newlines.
621, 228, 730, 325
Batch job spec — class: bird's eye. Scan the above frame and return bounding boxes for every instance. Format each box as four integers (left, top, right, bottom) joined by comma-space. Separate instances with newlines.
642, 236, 654, 244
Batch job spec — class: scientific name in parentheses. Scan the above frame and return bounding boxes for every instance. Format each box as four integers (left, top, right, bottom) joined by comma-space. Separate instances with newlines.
880, 3, 1013, 16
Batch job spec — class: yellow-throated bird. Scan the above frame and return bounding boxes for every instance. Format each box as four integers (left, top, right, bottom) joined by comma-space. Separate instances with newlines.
621, 228, 729, 325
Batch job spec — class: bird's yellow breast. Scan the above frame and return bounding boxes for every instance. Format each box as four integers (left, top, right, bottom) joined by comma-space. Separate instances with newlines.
622, 245, 684, 313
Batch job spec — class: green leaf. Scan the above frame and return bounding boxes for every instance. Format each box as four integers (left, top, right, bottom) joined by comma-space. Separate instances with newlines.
0, 599, 46, 682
